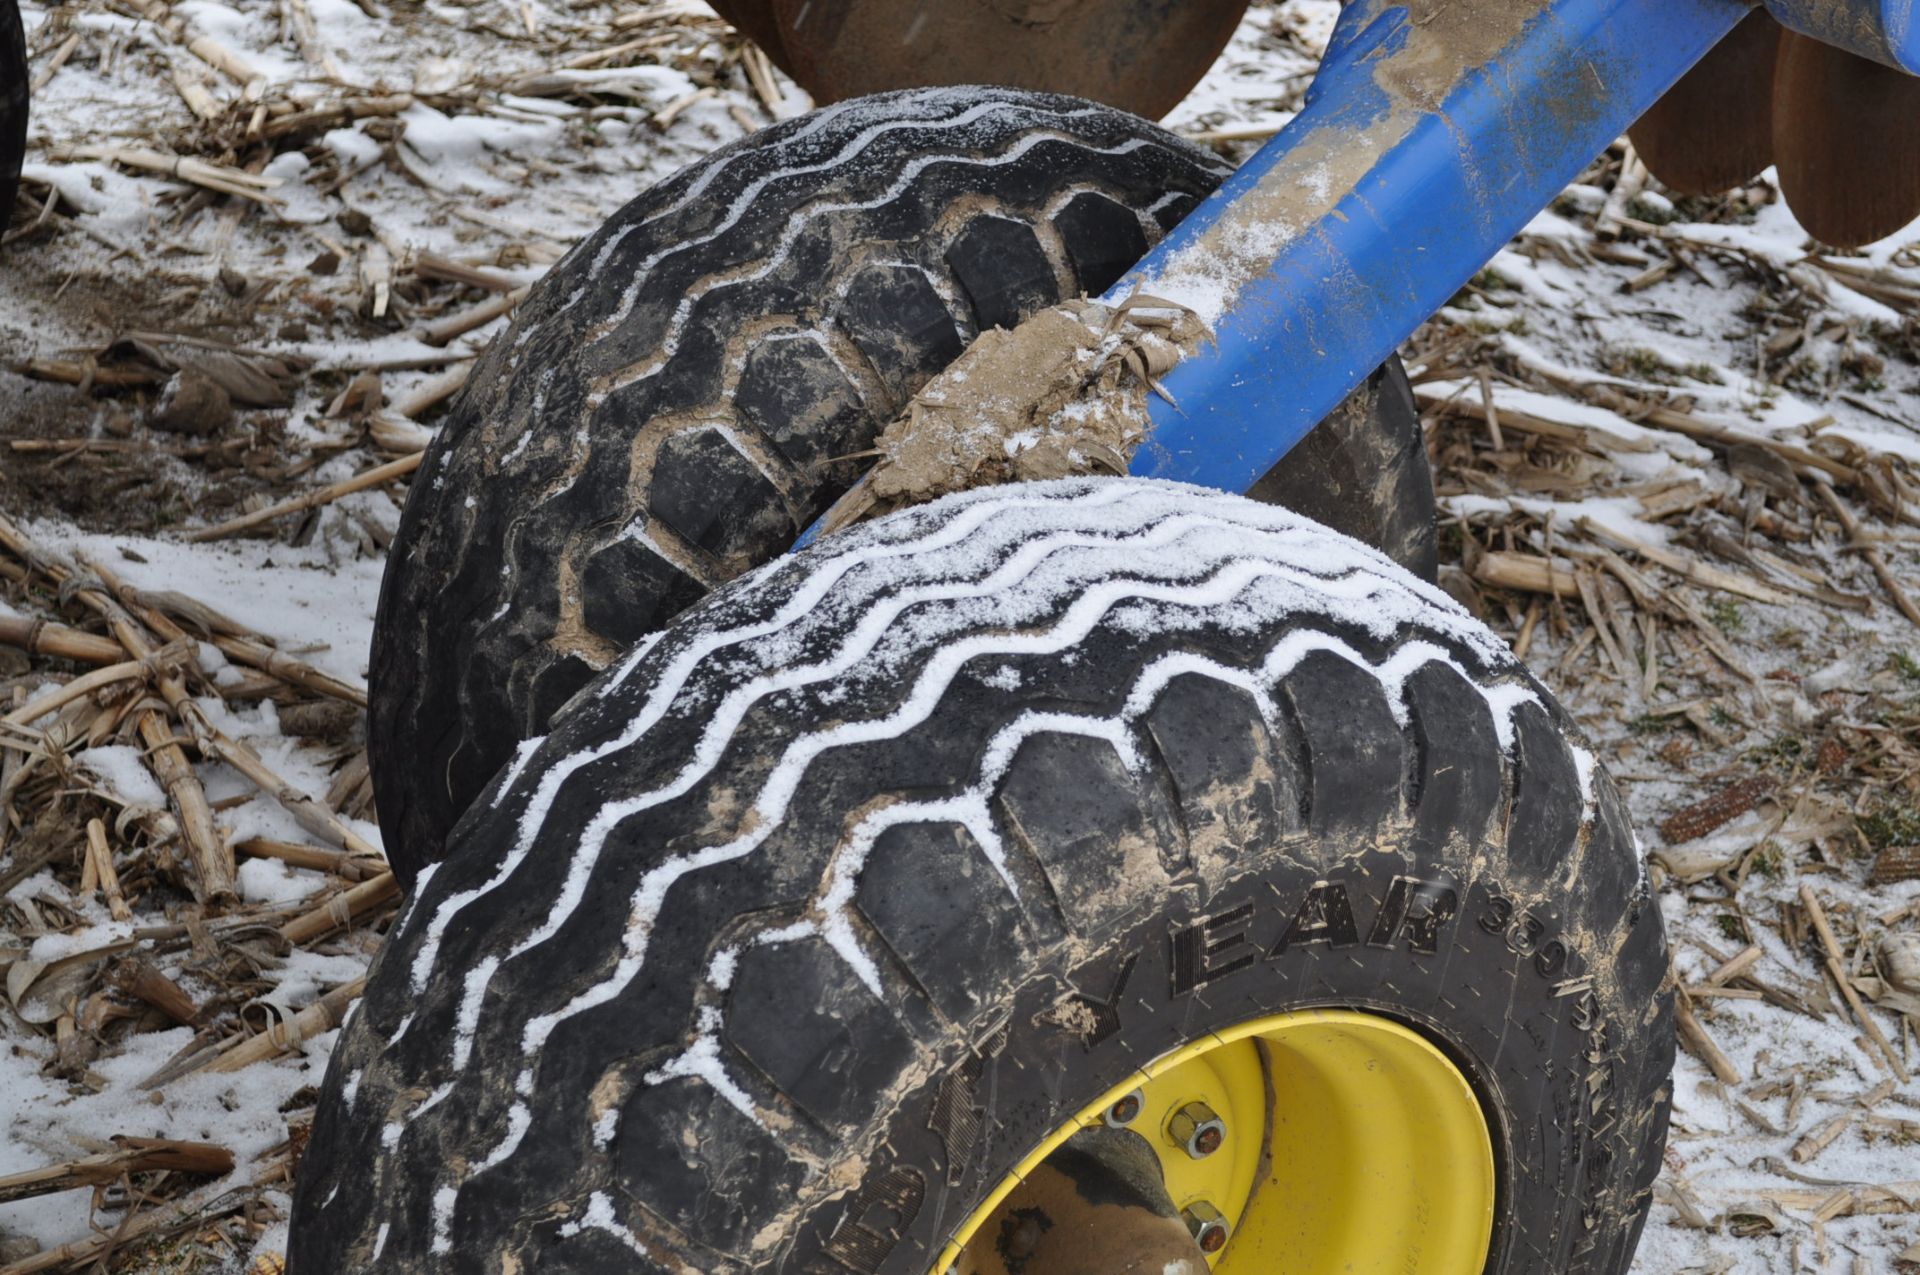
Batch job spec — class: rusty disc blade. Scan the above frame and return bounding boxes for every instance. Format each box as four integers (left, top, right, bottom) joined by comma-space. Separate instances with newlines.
706, 0, 797, 76
764, 0, 1252, 119
1628, 8, 1780, 196
1774, 30, 1920, 249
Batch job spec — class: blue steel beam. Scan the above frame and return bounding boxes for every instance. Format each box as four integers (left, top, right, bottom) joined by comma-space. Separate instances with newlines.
1120, 0, 1752, 493
1767, 0, 1919, 71
790, 0, 1915, 552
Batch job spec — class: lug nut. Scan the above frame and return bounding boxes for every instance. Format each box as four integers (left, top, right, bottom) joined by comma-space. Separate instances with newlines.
1104, 1088, 1146, 1128
1167, 1100, 1225, 1159
1182, 1201, 1229, 1254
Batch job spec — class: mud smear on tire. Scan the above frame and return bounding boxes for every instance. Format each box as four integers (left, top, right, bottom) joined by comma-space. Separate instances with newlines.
821, 298, 1209, 532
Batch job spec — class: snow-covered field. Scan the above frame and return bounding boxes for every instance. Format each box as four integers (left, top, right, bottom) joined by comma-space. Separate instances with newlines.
3, 1, 1920, 1271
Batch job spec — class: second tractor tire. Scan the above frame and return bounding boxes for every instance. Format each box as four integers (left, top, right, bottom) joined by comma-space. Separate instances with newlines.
370, 87, 1437, 888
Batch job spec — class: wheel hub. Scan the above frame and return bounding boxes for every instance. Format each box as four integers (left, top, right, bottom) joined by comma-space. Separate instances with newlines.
943, 1010, 1496, 1274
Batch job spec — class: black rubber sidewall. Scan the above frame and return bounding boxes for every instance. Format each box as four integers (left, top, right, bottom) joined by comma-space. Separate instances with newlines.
785, 860, 1656, 1275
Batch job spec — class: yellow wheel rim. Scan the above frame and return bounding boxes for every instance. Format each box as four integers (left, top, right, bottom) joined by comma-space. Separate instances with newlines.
937, 1009, 1496, 1274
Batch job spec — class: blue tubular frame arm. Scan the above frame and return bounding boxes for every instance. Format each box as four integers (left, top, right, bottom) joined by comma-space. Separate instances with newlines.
1120, 0, 1918, 495
1769, 0, 1919, 73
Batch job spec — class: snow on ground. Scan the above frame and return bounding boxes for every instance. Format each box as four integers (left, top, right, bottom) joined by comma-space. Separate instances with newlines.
31, 520, 384, 690
3, 0, 789, 485
4, 0, 1920, 1271
1410, 163, 1920, 1275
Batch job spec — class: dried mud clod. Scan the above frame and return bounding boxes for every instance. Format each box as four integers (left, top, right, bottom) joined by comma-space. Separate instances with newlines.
148, 369, 234, 437
817, 295, 1210, 535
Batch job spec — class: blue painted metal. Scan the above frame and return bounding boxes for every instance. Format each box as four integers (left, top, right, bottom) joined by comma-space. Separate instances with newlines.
1765, 0, 1919, 72
1120, 0, 1753, 494
792, 0, 1917, 551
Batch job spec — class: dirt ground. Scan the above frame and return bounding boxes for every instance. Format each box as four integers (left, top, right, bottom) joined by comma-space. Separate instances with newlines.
3, 1, 1920, 1272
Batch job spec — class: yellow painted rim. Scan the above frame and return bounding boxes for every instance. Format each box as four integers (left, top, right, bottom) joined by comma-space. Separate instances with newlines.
936, 1009, 1496, 1275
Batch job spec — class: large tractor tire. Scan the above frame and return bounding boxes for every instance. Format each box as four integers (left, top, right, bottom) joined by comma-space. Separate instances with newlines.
293, 479, 1672, 1275
370, 88, 1436, 889
1, 0, 26, 225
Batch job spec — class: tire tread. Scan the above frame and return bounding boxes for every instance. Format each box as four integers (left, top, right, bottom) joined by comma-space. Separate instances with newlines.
304, 481, 1667, 1275
371, 90, 1232, 883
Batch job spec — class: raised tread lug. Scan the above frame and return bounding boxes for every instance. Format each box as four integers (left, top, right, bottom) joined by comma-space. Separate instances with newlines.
1279, 651, 1408, 840
725, 937, 920, 1130
944, 215, 1060, 332
648, 427, 793, 566
835, 261, 969, 405
856, 822, 1038, 1024
580, 531, 711, 649
1051, 190, 1150, 295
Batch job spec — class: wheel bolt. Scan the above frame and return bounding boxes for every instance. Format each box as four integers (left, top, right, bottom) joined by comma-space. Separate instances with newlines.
1182, 1201, 1229, 1254
1104, 1088, 1145, 1128
1167, 1101, 1225, 1159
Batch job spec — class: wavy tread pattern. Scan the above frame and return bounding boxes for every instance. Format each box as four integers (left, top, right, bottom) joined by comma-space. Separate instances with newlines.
300, 479, 1669, 1275
370, 88, 1235, 885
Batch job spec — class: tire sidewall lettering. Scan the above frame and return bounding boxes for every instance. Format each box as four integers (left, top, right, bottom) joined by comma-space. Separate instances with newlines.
798, 862, 1631, 1274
